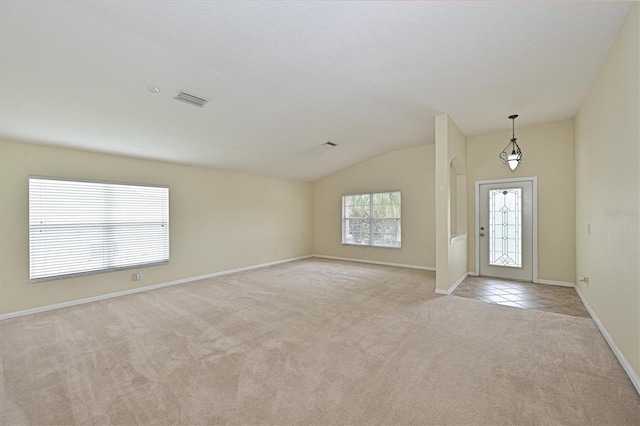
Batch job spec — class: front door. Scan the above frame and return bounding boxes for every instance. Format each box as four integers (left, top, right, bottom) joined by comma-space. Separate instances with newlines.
478, 179, 534, 281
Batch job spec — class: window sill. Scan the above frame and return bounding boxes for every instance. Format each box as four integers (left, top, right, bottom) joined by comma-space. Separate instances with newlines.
450, 233, 468, 245
342, 243, 402, 250
30, 260, 169, 283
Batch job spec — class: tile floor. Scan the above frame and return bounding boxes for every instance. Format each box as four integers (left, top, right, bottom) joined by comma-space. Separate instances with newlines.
452, 275, 590, 318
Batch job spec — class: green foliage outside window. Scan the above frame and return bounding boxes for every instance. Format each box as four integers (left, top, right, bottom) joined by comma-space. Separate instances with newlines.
342, 191, 401, 247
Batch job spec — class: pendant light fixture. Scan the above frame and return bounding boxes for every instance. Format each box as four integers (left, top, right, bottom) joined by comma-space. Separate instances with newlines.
499, 114, 522, 171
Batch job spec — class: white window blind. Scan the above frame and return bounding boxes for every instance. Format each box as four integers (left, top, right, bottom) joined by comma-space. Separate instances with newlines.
342, 191, 401, 248
29, 177, 169, 282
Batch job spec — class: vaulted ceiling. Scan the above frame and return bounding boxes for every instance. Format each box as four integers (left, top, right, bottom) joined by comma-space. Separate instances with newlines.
0, 1, 631, 181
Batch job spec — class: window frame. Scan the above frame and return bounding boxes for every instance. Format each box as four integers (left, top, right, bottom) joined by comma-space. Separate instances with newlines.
29, 176, 170, 282
341, 190, 402, 249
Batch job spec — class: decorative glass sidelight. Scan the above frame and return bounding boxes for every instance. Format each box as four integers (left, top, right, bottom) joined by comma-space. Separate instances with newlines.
489, 188, 522, 267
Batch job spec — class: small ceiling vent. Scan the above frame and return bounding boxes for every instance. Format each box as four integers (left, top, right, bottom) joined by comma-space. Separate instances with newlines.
174, 91, 208, 108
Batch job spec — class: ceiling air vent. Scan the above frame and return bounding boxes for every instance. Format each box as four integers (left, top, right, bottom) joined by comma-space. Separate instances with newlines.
323, 141, 337, 149
174, 91, 208, 108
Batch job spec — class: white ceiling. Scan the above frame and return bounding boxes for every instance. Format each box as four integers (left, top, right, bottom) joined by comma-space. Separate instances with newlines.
0, 1, 631, 182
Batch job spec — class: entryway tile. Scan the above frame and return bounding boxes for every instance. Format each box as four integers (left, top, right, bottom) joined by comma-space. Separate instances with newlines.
452, 276, 589, 318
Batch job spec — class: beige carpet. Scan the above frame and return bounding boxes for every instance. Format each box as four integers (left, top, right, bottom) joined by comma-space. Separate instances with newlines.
1, 258, 638, 425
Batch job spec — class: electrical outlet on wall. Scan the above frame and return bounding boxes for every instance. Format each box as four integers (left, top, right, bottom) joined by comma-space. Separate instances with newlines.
134, 272, 142, 281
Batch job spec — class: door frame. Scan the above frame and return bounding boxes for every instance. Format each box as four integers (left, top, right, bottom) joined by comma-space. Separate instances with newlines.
474, 176, 538, 283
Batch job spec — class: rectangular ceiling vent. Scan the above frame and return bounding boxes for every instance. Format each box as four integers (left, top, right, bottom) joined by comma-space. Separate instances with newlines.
174, 91, 208, 108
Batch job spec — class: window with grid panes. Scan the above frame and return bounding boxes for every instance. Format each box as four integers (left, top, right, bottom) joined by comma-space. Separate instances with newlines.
342, 191, 401, 248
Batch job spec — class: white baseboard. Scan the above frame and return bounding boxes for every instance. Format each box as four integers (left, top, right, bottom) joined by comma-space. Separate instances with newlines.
467, 271, 479, 277
0, 255, 313, 321
435, 272, 469, 295
312, 255, 436, 271
575, 285, 640, 396
537, 279, 574, 288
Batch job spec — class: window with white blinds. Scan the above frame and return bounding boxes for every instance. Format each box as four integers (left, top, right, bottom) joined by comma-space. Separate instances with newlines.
29, 177, 169, 282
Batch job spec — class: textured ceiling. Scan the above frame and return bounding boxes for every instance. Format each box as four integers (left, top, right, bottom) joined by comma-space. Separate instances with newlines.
0, 1, 631, 181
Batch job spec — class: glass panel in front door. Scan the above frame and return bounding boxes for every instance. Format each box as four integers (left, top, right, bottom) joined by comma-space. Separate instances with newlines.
489, 188, 522, 267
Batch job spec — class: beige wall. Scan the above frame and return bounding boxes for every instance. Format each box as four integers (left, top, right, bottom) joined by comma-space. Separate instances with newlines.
466, 120, 575, 283
312, 145, 435, 268
435, 114, 468, 292
575, 4, 639, 379
0, 139, 313, 315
